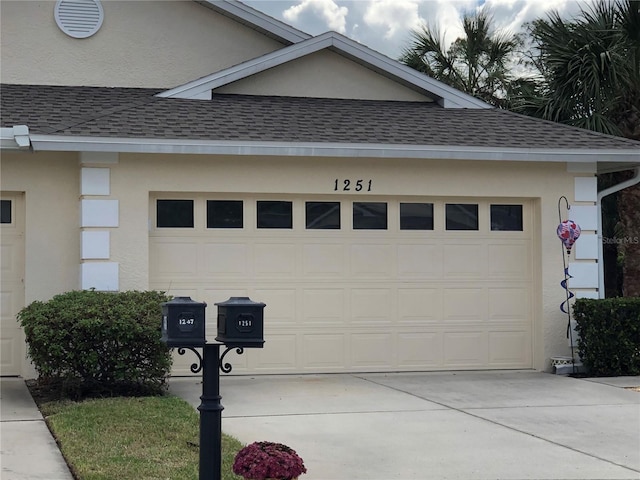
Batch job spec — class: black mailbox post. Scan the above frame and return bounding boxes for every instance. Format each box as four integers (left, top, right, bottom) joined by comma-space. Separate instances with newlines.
161, 295, 265, 480
161, 297, 206, 347
215, 297, 265, 348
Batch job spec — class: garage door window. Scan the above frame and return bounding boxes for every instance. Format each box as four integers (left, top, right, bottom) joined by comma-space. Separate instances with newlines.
257, 201, 293, 229
353, 202, 387, 230
157, 200, 194, 228
400, 203, 433, 230
491, 204, 523, 231
207, 200, 243, 228
446, 203, 478, 230
306, 202, 340, 229
0, 200, 11, 224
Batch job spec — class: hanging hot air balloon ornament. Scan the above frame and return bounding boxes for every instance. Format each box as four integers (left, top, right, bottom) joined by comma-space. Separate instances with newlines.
556, 196, 580, 375
557, 219, 581, 255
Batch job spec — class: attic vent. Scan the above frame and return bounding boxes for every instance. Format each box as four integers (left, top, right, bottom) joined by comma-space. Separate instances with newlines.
54, 0, 104, 39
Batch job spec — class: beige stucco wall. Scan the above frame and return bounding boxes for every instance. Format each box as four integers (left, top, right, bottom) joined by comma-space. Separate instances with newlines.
0, 152, 80, 303
214, 49, 433, 101
0, 0, 285, 88
2, 151, 577, 371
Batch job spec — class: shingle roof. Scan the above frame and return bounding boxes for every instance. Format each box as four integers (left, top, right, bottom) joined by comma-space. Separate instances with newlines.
2, 83, 639, 150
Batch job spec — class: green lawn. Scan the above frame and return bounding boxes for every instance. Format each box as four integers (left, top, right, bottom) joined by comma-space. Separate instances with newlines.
40, 396, 245, 480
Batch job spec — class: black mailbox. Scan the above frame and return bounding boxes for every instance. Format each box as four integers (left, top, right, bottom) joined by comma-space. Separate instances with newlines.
215, 297, 265, 348
161, 296, 207, 347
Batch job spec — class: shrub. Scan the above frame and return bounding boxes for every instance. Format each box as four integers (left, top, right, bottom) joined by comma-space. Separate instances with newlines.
573, 297, 640, 376
18, 290, 172, 398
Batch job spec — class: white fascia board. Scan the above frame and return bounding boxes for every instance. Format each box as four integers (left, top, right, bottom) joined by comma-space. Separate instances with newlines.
29, 134, 640, 163
196, 0, 310, 44
158, 31, 490, 109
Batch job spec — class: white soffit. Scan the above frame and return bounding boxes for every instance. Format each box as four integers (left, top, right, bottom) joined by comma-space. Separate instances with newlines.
157, 31, 490, 109
55, 0, 104, 39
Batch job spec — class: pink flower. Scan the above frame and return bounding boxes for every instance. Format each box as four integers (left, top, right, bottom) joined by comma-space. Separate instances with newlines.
233, 441, 307, 480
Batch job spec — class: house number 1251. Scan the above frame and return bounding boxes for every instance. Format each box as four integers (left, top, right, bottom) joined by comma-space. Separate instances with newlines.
334, 179, 372, 192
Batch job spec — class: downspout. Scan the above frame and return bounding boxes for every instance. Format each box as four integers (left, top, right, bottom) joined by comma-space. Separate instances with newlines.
597, 167, 640, 298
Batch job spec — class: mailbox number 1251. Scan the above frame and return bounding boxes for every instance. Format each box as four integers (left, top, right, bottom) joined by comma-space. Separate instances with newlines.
334, 179, 372, 192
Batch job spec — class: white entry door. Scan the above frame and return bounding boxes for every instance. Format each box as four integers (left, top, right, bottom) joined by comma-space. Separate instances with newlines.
1, 193, 25, 376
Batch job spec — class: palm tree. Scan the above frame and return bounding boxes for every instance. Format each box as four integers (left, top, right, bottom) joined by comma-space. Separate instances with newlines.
522, 1, 639, 137
400, 10, 520, 108
522, 0, 640, 296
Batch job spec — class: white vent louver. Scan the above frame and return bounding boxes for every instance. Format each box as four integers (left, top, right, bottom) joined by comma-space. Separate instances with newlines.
55, 0, 104, 39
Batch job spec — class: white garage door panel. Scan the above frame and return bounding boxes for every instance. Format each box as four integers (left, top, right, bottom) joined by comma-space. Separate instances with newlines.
397, 332, 442, 367
397, 288, 441, 322
204, 243, 249, 276
397, 244, 443, 277
489, 330, 532, 366
489, 287, 530, 321
303, 244, 345, 276
489, 243, 532, 277
443, 332, 489, 366
150, 195, 534, 375
443, 244, 486, 278
303, 333, 347, 369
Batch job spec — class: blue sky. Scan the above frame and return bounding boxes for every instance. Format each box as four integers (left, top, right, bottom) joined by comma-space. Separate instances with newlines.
243, 0, 597, 60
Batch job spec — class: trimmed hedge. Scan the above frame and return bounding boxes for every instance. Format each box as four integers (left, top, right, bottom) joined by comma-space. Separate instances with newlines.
18, 290, 172, 398
573, 298, 640, 376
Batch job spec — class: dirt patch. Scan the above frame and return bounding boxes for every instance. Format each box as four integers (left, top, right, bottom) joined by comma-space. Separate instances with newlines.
624, 387, 640, 392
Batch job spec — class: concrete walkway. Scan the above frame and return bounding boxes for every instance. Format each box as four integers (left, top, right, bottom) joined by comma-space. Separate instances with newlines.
170, 371, 640, 480
0, 377, 74, 480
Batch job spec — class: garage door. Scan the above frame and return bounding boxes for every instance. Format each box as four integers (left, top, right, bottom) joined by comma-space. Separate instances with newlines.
1, 193, 25, 376
150, 194, 533, 375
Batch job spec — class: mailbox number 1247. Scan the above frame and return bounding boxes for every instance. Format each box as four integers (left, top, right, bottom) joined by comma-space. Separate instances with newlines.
334, 179, 372, 192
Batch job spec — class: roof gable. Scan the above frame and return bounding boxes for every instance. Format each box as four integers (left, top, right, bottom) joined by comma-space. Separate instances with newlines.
158, 31, 491, 109
212, 49, 436, 102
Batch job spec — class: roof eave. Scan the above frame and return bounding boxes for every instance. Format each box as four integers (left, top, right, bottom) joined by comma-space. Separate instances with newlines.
27, 134, 640, 166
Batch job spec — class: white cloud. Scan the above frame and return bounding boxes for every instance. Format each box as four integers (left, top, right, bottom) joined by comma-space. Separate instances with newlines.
247, 0, 602, 60
432, 0, 476, 48
362, 0, 424, 39
283, 0, 349, 34
473, 0, 599, 40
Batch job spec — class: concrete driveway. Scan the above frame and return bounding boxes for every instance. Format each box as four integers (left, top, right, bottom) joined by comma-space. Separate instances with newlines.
170, 371, 640, 480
